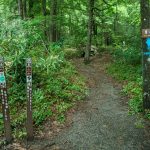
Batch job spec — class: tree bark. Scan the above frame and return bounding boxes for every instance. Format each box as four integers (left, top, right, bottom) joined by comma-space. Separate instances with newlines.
23, 0, 27, 19
141, 0, 150, 109
29, 0, 34, 18
42, 0, 47, 39
85, 0, 94, 62
42, 0, 46, 16
18, 0, 23, 19
50, 0, 58, 42
114, 3, 118, 34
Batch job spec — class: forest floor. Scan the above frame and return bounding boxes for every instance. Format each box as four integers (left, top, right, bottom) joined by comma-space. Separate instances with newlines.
3, 53, 150, 150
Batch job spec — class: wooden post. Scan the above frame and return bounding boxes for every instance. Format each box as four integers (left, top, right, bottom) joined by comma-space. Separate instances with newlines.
0, 57, 12, 143
26, 58, 33, 140
142, 29, 150, 109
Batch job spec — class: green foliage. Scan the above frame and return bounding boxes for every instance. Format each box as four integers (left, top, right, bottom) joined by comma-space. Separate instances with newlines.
123, 78, 143, 113
0, 45, 86, 138
13, 128, 26, 139
56, 102, 73, 123
107, 61, 141, 81
106, 46, 143, 117
0, 113, 3, 135
0, 0, 146, 140
0, 22, 87, 139
111, 47, 141, 66
32, 89, 52, 125
145, 111, 150, 119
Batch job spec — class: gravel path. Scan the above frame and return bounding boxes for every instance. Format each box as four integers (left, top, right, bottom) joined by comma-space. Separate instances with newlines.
50, 56, 150, 150
2, 55, 150, 150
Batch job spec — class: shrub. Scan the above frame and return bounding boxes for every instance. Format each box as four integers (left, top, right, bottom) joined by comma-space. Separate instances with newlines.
0, 18, 87, 138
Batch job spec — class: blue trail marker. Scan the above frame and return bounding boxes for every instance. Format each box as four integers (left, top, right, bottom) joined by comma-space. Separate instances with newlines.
144, 52, 150, 56
146, 38, 150, 50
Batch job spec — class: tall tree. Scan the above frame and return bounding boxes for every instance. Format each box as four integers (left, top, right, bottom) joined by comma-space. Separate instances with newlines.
85, 0, 94, 62
29, 0, 34, 18
50, 0, 58, 42
18, 0, 23, 19
42, 0, 47, 39
141, 0, 150, 109
23, 0, 27, 19
114, 2, 118, 34
42, 0, 46, 16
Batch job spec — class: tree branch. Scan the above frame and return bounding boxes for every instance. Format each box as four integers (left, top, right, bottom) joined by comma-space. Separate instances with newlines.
94, 4, 115, 12
103, 0, 117, 6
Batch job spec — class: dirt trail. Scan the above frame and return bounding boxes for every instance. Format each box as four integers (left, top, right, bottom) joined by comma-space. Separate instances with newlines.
51, 55, 150, 150
3, 55, 150, 150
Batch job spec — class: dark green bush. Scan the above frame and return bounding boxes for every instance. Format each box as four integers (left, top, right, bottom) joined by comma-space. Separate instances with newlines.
112, 47, 141, 65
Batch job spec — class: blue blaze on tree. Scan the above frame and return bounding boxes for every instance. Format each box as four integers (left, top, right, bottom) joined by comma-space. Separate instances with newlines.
141, 0, 150, 109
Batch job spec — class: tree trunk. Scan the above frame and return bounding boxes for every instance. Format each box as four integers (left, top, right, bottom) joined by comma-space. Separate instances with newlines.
85, 0, 94, 62
42, 0, 47, 38
18, 0, 23, 19
23, 0, 27, 19
93, 20, 97, 36
50, 0, 58, 42
29, 0, 34, 18
141, 0, 150, 109
114, 3, 118, 34
42, 0, 46, 16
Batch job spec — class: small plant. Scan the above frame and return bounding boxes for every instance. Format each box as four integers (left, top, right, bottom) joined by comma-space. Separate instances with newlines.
106, 46, 144, 118
13, 128, 27, 139
145, 110, 150, 120
0, 113, 3, 135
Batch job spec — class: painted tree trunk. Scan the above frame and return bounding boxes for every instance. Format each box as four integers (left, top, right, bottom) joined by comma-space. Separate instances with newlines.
140, 0, 150, 109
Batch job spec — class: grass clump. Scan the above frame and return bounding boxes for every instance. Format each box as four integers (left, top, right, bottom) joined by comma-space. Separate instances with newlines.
106, 46, 149, 118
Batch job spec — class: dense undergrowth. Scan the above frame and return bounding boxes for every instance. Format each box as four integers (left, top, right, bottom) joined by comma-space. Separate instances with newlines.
0, 17, 87, 139
105, 46, 150, 119
0, 46, 87, 139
